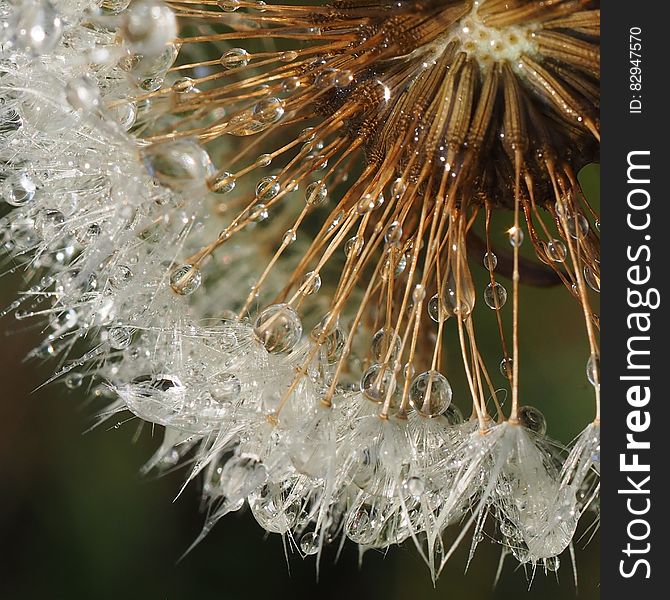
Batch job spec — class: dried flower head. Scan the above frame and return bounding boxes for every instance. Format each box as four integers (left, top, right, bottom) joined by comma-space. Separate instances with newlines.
1, 0, 600, 584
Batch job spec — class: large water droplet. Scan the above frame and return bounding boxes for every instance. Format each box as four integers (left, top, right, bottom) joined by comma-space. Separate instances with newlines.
253, 304, 302, 353
409, 370, 452, 417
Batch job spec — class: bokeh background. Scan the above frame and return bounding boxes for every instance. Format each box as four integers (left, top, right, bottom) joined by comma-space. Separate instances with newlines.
0, 167, 599, 600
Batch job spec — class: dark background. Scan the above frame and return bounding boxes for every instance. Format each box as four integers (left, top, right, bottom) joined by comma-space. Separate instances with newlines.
0, 168, 600, 600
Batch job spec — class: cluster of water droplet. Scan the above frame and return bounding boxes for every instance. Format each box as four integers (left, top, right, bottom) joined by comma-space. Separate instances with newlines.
0, 0, 600, 579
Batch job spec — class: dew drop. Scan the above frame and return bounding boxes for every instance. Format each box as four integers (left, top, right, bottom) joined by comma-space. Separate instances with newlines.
518, 405, 547, 435
170, 264, 202, 295
409, 370, 452, 417
210, 373, 241, 403
508, 226, 524, 247
372, 328, 401, 363
484, 282, 507, 309
220, 48, 250, 69
300, 532, 319, 555
546, 239, 567, 262
255, 176, 279, 201
483, 252, 497, 271
108, 326, 133, 349
301, 271, 321, 295
253, 304, 302, 353
567, 214, 589, 239
305, 181, 327, 205
360, 364, 396, 403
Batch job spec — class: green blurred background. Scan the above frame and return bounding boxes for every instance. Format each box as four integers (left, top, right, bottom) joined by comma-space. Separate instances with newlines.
0, 167, 600, 600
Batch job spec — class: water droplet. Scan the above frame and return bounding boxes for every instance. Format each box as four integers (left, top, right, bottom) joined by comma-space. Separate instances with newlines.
220, 48, 250, 69
282, 229, 297, 244
219, 0, 240, 11
279, 50, 298, 62
384, 221, 402, 245
508, 226, 524, 247
356, 192, 384, 214
567, 214, 589, 239
484, 282, 507, 309
500, 356, 513, 378
281, 77, 300, 93
122, 0, 177, 56
300, 532, 319, 555
444, 403, 464, 425
252, 97, 284, 125
391, 178, 406, 198
344, 236, 363, 258
211, 171, 236, 194
305, 181, 327, 205
10, 0, 63, 55
442, 273, 473, 319
586, 354, 600, 388
3, 173, 36, 207
171, 76, 194, 93
65, 75, 101, 112
372, 328, 401, 363
584, 265, 600, 292
404, 476, 425, 498
255, 154, 272, 168
427, 294, 444, 323
255, 176, 280, 201
360, 364, 396, 403
170, 264, 202, 295
65, 373, 83, 389
144, 139, 212, 191
545, 556, 560, 572
409, 370, 452, 417
108, 326, 133, 349
210, 373, 241, 403
546, 239, 567, 262
518, 405, 547, 435
248, 203, 268, 222
254, 304, 302, 353
301, 271, 321, 295
483, 252, 497, 271
412, 284, 426, 303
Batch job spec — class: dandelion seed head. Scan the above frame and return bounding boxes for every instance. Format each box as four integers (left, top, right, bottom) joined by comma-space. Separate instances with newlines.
1, 0, 600, 583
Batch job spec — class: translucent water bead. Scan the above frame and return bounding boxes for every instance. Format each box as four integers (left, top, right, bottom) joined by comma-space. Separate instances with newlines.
2, 173, 36, 207
210, 373, 241, 403
65, 76, 101, 112
9, 0, 63, 56
256, 176, 280, 201
484, 282, 508, 309
409, 370, 453, 417
107, 326, 133, 349
305, 181, 327, 206
567, 214, 589, 239
144, 139, 213, 191
508, 226, 524, 247
517, 405, 547, 436
300, 532, 319, 555
170, 264, 202, 295
300, 271, 321, 295
546, 239, 567, 262
220, 48, 250, 69
442, 273, 474, 319
586, 354, 600, 388
121, 0, 178, 57
484, 252, 497, 270
253, 304, 302, 353
360, 364, 397, 403
371, 328, 401, 363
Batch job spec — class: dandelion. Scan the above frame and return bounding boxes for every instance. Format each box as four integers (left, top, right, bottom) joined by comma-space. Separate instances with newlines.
1, 0, 600, 585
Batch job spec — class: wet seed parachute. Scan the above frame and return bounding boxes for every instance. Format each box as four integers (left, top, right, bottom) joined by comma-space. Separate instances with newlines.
0, 0, 600, 583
